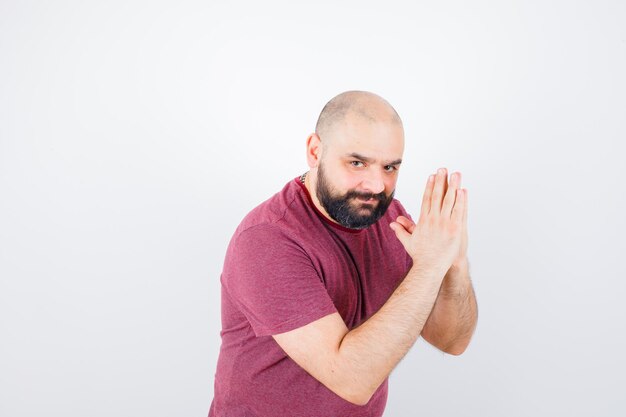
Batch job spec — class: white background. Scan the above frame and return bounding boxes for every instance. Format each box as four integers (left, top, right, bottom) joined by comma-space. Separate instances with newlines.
1, 0, 625, 416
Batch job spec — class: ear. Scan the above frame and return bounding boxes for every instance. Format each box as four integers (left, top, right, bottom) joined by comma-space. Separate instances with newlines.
306, 133, 322, 168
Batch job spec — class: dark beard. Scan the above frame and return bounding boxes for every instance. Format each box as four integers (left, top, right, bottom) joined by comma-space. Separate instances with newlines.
315, 162, 395, 230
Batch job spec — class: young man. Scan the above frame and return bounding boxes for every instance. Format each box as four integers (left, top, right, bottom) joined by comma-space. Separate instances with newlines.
209, 91, 477, 417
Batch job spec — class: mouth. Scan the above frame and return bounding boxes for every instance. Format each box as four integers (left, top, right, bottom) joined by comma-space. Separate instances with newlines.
356, 196, 375, 202
353, 196, 378, 209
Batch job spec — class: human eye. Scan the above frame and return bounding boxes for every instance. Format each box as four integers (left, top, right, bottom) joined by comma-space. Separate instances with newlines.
350, 160, 365, 168
384, 165, 398, 172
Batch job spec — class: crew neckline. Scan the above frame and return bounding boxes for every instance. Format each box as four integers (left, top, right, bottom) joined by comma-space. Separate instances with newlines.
294, 176, 363, 234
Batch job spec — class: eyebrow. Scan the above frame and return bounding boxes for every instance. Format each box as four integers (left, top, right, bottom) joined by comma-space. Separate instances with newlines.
346, 152, 402, 166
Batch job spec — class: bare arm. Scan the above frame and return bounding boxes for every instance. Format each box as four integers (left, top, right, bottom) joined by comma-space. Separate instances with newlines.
273, 168, 467, 405
273, 261, 450, 405
421, 259, 478, 355
394, 170, 478, 355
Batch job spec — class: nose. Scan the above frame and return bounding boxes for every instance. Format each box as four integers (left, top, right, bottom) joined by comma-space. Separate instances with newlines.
360, 169, 385, 195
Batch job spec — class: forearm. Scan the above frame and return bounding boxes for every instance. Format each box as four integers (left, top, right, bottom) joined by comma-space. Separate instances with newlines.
335, 262, 448, 403
421, 260, 478, 354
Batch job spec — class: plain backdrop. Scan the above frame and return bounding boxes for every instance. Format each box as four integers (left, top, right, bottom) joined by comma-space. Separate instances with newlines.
1, 0, 625, 416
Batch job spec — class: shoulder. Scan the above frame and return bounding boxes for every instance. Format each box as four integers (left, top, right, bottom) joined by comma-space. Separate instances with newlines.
235, 178, 304, 236
225, 177, 315, 257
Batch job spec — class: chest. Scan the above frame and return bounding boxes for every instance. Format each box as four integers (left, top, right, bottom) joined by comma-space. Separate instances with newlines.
306, 228, 409, 329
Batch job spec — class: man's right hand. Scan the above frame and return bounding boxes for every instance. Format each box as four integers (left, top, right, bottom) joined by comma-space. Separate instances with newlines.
389, 167, 466, 275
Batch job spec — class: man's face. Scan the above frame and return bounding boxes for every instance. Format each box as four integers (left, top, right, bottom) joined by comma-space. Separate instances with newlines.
316, 160, 395, 229
314, 115, 404, 230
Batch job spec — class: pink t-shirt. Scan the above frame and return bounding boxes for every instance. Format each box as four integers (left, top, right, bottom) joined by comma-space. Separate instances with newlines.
209, 176, 413, 417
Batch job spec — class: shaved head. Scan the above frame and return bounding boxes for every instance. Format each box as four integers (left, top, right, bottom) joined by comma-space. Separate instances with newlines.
305, 91, 405, 229
315, 90, 403, 146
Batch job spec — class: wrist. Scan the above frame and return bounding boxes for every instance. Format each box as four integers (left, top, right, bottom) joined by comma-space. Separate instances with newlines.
450, 258, 469, 273
409, 258, 450, 282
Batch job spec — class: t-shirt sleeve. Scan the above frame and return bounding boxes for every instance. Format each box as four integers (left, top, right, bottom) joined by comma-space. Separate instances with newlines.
221, 223, 338, 337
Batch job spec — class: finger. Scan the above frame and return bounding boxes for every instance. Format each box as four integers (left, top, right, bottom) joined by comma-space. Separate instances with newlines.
451, 187, 465, 223
396, 215, 416, 233
431, 168, 447, 215
442, 172, 461, 217
463, 188, 468, 225
419, 174, 435, 218
389, 221, 412, 247
462, 189, 468, 240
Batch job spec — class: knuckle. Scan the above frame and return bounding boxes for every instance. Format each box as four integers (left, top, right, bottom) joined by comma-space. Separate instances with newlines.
449, 219, 462, 234
440, 217, 459, 234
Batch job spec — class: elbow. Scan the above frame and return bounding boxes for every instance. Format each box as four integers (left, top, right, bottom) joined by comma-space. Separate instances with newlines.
442, 339, 471, 356
337, 388, 373, 406
341, 396, 370, 407
330, 378, 376, 406
444, 345, 466, 356
327, 341, 381, 406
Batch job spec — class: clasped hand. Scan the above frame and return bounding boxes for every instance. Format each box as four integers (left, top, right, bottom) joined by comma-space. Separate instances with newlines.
390, 168, 468, 273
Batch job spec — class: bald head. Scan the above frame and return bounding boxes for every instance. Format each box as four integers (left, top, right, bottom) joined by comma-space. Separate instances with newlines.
305, 91, 405, 229
315, 91, 403, 145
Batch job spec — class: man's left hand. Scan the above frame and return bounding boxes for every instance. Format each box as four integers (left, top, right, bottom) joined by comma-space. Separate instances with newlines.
395, 170, 469, 272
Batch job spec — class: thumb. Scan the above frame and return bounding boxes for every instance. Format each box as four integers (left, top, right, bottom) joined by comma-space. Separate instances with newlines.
389, 221, 412, 247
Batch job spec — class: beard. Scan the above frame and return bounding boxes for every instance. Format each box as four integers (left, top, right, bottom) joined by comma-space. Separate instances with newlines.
315, 162, 395, 230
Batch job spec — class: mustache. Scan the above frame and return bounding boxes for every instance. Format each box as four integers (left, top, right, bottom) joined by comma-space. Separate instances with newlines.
345, 190, 388, 202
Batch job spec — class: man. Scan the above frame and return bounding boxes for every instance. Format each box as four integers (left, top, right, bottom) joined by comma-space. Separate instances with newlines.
209, 91, 478, 417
